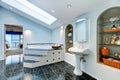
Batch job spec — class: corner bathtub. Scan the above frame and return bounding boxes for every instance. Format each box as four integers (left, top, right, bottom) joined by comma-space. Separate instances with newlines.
23, 43, 64, 68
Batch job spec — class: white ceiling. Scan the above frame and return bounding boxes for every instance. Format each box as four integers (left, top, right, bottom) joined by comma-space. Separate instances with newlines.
0, 0, 109, 29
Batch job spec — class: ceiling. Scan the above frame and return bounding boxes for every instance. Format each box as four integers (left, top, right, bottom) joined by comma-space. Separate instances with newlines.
0, 0, 109, 29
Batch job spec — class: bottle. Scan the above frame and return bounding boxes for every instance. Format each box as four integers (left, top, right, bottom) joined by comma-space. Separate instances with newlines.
111, 25, 117, 30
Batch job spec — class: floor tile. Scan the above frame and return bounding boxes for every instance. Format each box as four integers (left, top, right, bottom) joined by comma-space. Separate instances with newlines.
0, 55, 96, 80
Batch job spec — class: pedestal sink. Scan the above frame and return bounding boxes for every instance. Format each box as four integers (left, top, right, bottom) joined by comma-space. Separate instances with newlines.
68, 47, 88, 76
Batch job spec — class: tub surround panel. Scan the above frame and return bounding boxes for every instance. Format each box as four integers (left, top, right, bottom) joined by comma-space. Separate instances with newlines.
24, 43, 64, 68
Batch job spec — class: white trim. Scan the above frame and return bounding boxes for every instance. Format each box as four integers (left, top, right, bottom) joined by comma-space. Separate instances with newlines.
64, 59, 75, 66
82, 71, 102, 80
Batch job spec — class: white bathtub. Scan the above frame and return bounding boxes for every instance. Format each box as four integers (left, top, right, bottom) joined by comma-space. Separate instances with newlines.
24, 43, 64, 68
24, 43, 62, 55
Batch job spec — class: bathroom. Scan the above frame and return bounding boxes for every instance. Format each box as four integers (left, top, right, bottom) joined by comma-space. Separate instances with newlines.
0, 0, 120, 80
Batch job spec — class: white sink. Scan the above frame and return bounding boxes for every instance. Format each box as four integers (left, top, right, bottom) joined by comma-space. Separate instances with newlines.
68, 47, 89, 76
68, 47, 88, 55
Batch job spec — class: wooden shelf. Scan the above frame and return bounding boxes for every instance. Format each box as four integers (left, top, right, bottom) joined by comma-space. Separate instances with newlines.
103, 29, 120, 33
98, 44, 120, 46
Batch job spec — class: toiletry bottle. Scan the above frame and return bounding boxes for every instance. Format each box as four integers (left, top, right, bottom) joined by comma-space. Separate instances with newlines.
111, 25, 117, 30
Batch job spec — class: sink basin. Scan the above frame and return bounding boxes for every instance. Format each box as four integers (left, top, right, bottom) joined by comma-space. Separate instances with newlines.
68, 47, 89, 76
68, 47, 88, 55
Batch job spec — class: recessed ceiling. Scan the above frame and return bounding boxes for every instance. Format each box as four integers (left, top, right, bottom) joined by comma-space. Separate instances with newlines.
0, 0, 109, 29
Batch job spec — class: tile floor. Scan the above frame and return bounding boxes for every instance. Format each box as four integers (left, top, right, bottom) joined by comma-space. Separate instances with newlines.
0, 54, 96, 80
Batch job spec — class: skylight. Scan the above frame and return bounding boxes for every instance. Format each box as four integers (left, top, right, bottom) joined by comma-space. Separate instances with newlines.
2, 0, 57, 25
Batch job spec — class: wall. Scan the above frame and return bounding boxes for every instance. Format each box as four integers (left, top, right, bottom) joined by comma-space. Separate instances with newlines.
52, 23, 77, 66
0, 25, 4, 61
82, 1, 120, 80
0, 7, 52, 60
52, 28, 60, 43
52, 27, 64, 44
52, 0, 120, 80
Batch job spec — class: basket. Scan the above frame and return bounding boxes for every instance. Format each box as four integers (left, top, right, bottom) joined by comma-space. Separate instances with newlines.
103, 58, 120, 69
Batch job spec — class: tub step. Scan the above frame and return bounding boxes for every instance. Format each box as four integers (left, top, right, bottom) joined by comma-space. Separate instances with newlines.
24, 60, 39, 63
24, 55, 46, 61
24, 54, 45, 57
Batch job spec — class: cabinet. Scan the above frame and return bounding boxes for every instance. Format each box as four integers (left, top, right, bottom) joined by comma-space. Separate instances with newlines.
24, 49, 64, 68
97, 7, 120, 69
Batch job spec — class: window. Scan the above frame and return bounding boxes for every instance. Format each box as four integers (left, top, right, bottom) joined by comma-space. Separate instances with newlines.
6, 34, 23, 48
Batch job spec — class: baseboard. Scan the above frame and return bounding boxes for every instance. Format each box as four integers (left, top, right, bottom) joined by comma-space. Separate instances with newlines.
83, 71, 102, 80
64, 59, 75, 66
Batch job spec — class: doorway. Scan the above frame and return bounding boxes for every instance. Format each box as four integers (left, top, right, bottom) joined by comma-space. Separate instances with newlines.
4, 24, 23, 65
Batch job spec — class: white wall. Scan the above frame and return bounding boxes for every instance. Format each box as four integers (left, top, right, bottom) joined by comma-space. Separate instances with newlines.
82, 1, 120, 80
0, 26, 4, 60
52, 0, 120, 80
52, 28, 60, 43
52, 23, 77, 66
52, 27, 64, 44
0, 7, 52, 60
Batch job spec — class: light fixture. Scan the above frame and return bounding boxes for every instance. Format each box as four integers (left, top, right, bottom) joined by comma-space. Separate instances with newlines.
67, 4, 72, 8
2, 0, 57, 25
60, 26, 64, 29
24, 30, 32, 37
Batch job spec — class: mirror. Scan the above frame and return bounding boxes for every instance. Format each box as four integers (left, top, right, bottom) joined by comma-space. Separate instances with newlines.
75, 18, 88, 42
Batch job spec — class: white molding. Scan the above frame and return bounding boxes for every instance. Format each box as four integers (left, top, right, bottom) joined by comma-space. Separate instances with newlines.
64, 59, 75, 66
83, 71, 102, 80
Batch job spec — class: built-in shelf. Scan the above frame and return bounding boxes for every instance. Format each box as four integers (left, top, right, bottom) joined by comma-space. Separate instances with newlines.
98, 44, 120, 46
98, 19, 120, 26
97, 7, 120, 69
65, 24, 73, 53
103, 29, 120, 33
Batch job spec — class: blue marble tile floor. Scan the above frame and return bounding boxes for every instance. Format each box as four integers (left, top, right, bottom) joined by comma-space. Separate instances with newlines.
0, 54, 96, 80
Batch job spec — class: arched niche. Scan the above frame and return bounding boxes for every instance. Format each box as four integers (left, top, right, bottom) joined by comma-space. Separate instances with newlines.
65, 24, 73, 53
97, 7, 120, 64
